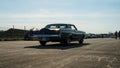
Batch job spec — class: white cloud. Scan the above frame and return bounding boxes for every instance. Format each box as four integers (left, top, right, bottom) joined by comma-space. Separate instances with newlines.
0, 12, 119, 19
0, 13, 72, 19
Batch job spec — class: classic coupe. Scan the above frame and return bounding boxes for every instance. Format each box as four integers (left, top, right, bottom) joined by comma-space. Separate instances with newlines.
28, 23, 86, 46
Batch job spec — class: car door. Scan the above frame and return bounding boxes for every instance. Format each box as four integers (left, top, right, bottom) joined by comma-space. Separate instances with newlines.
70, 25, 80, 40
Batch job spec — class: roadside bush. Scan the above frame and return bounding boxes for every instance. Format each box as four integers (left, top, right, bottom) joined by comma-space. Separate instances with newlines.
0, 39, 3, 41
2, 38, 24, 41
4, 39, 11, 41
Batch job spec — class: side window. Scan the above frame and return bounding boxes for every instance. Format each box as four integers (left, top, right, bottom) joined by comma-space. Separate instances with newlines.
71, 25, 77, 30
59, 25, 66, 28
50, 26, 57, 28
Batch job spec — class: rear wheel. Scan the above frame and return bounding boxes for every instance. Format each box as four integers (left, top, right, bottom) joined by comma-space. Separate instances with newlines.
64, 38, 71, 45
39, 41, 47, 46
60, 41, 64, 45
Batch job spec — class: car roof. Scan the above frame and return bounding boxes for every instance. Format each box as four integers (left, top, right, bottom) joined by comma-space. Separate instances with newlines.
47, 23, 74, 26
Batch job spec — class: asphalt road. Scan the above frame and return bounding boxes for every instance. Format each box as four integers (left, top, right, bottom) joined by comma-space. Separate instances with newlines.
0, 38, 120, 68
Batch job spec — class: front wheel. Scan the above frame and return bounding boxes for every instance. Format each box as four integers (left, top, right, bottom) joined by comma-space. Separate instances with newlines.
79, 38, 84, 44
39, 41, 47, 46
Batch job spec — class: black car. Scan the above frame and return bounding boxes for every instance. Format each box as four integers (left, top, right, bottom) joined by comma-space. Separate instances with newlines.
30, 23, 85, 45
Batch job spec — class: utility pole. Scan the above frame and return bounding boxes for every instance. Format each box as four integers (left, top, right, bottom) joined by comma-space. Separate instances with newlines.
13, 25, 14, 29
24, 26, 26, 30
11, 25, 14, 38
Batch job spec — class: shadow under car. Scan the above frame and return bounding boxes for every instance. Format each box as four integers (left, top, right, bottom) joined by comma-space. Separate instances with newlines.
24, 43, 90, 50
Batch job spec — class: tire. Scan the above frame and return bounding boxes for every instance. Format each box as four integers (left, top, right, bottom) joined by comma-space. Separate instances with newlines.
79, 35, 85, 44
64, 38, 71, 45
79, 38, 84, 44
60, 41, 64, 45
39, 41, 47, 46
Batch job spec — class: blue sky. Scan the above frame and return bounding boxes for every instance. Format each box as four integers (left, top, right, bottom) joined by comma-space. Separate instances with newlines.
0, 0, 120, 33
